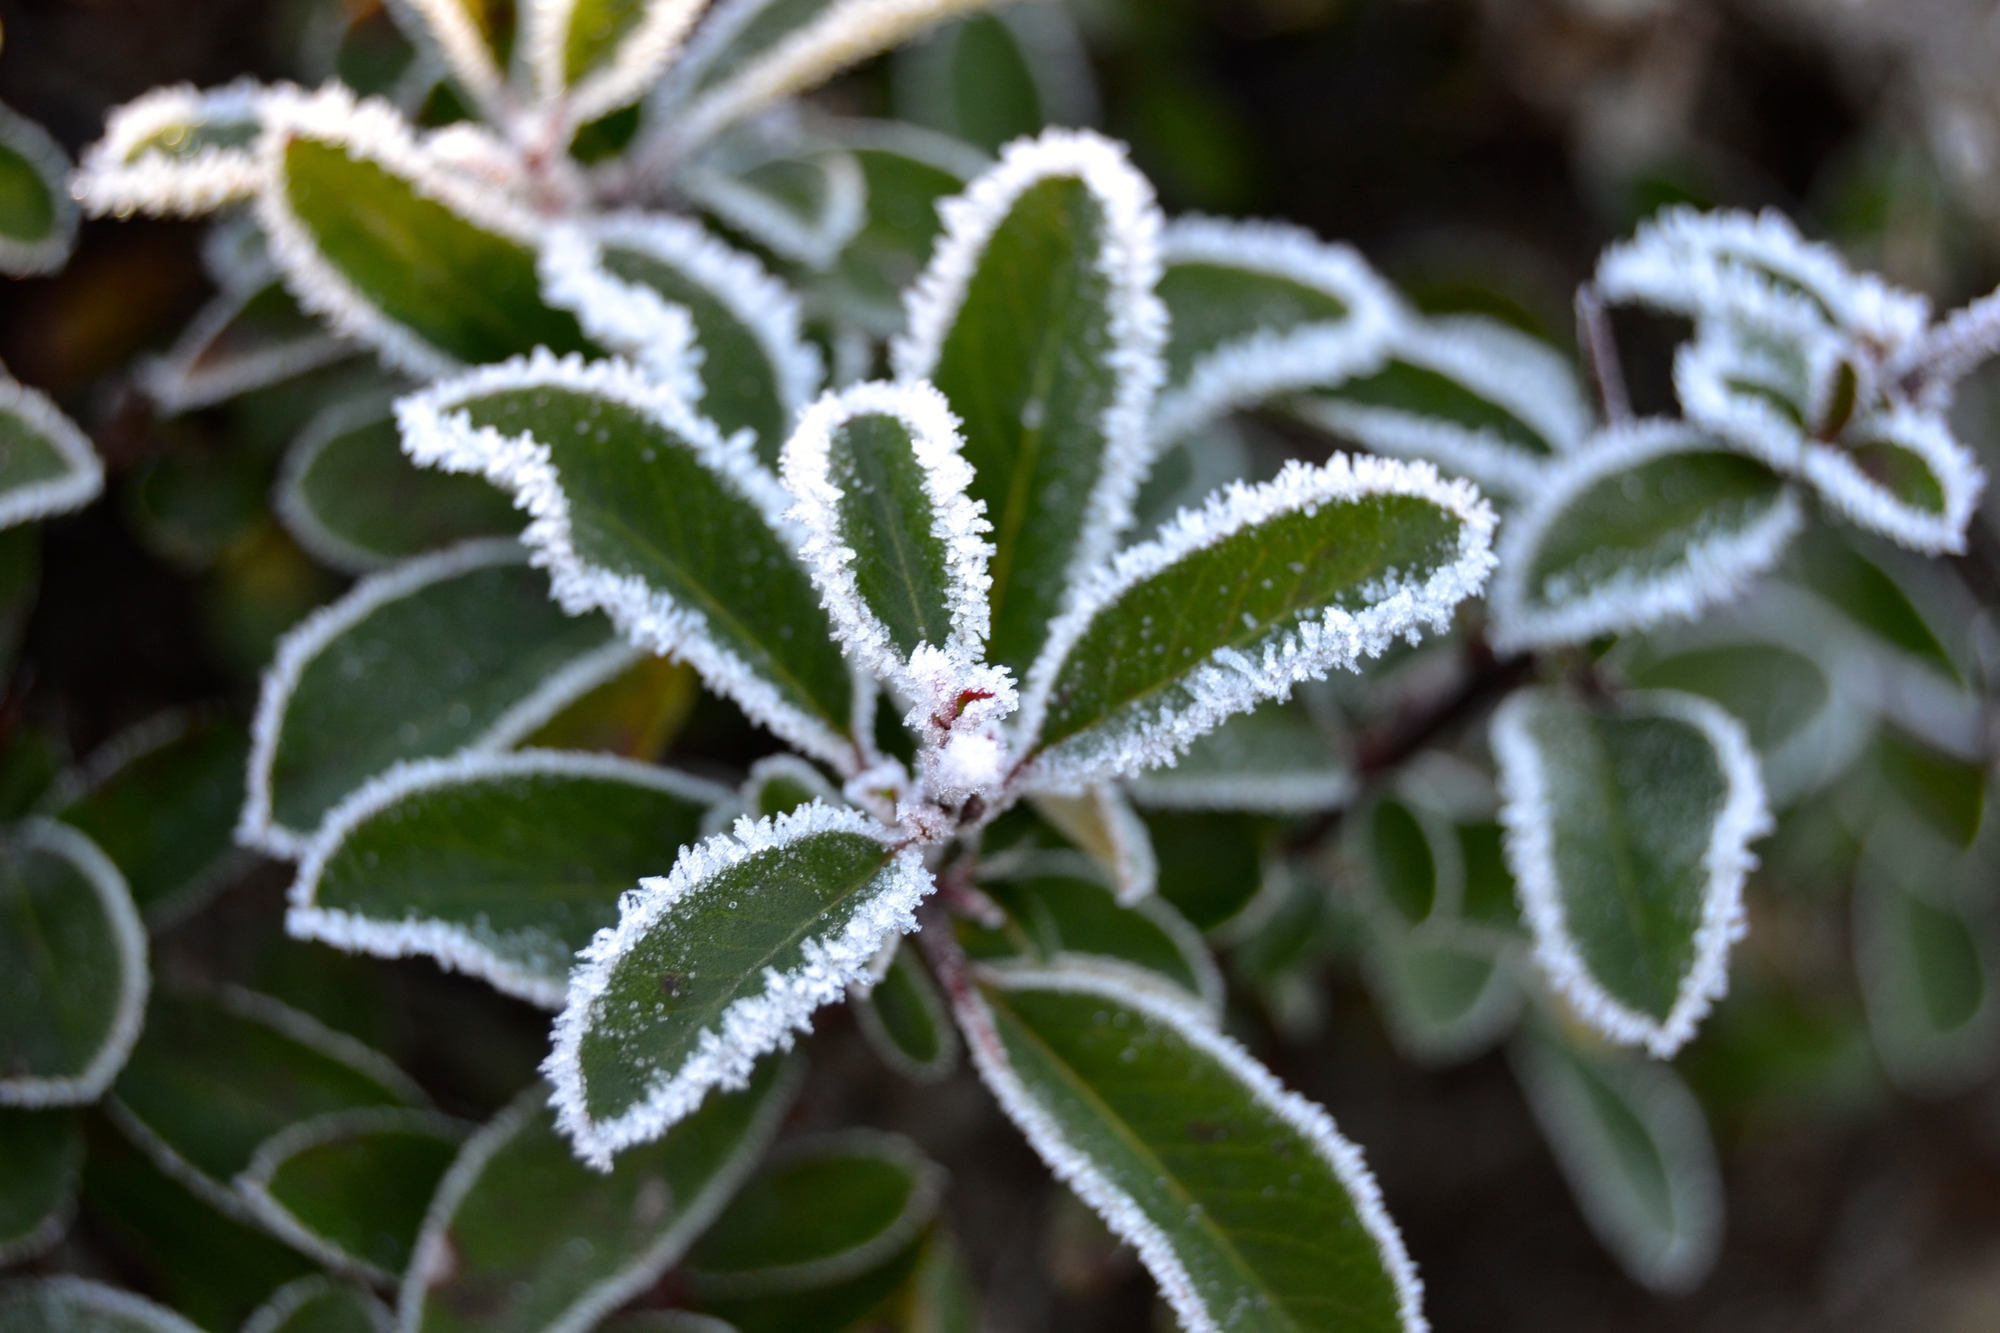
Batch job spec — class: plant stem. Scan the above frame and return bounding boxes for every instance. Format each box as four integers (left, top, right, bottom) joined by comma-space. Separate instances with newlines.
1576, 283, 1631, 424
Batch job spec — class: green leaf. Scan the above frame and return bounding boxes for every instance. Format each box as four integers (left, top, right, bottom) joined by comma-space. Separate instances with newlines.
1149, 216, 1398, 448
599, 1315, 738, 1333
546, 804, 930, 1167
1491, 686, 1769, 1057
0, 1278, 205, 1333
242, 539, 636, 855
742, 754, 839, 819
398, 357, 860, 769
1853, 861, 2000, 1095
1021, 455, 1494, 790
854, 942, 959, 1083
540, 216, 822, 465
288, 749, 729, 1008
1488, 421, 1802, 651
1126, 697, 1353, 816
139, 281, 357, 417
664, 0, 840, 103
72, 81, 266, 221
979, 865, 1220, 1012
1352, 795, 1458, 927
402, 1057, 799, 1333
681, 148, 867, 273
0, 1108, 81, 1262
1140, 810, 1270, 933
781, 380, 990, 677
238, 1108, 467, 1284
0, 374, 107, 531
1025, 788, 1157, 905
108, 989, 424, 1202
1363, 923, 1521, 1068
1801, 407, 1982, 556
1790, 522, 1959, 679
0, 820, 148, 1107
1508, 1021, 1722, 1294
694, 1240, 925, 1333
892, 10, 1066, 154
1872, 729, 1985, 851
241, 1276, 393, 1333
962, 963, 1424, 1333
0, 103, 78, 275
1296, 315, 1591, 499
51, 712, 252, 930
277, 393, 523, 574
82, 1114, 316, 1332
891, 129, 1167, 678
685, 1131, 945, 1297
814, 122, 985, 337
258, 86, 594, 377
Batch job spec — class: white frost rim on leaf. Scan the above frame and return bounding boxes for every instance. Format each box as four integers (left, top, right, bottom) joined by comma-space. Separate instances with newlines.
558, 0, 711, 127
958, 961, 1428, 1333
1024, 789, 1158, 906
1508, 1026, 1723, 1294
1492, 688, 1769, 1059
399, 1059, 801, 1333
242, 1276, 391, 1333
544, 801, 931, 1170
536, 224, 701, 401
0, 1277, 205, 1333
71, 80, 269, 220
1486, 418, 1804, 653
781, 379, 993, 684
274, 390, 422, 576
238, 536, 637, 857
137, 282, 355, 418
288, 748, 732, 1009
1364, 919, 1523, 1070
1596, 205, 1931, 351
0, 376, 106, 531
253, 83, 551, 379
1018, 453, 1496, 791
235, 1106, 471, 1286
852, 943, 960, 1083
742, 752, 843, 815
895, 129, 1168, 647
679, 150, 868, 272
0, 103, 77, 274
397, 350, 860, 769
684, 1128, 947, 1298
1148, 214, 1399, 448
1803, 407, 1986, 556
0, 820, 148, 1108
544, 211, 823, 427
808, 112, 992, 181
382, 0, 508, 120
665, 0, 997, 160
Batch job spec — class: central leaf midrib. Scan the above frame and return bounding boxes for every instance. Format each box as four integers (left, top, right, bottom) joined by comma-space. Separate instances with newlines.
842, 434, 948, 652
1580, 715, 1673, 1016
999, 993, 1306, 1330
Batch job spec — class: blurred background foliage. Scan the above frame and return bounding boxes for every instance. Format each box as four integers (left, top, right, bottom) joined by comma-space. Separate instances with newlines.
7, 0, 2000, 1329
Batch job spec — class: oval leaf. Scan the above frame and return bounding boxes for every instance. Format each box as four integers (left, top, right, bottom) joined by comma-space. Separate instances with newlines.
684, 1130, 945, 1298
0, 820, 148, 1108
532, 0, 710, 125
1487, 420, 1803, 652
781, 380, 992, 681
547, 803, 931, 1167
892, 128, 1167, 677
1150, 215, 1398, 448
1802, 407, 1984, 556
238, 1108, 468, 1284
382, 0, 511, 118
853, 941, 959, 1083
109, 989, 424, 1200
1508, 1022, 1723, 1294
0, 103, 78, 275
289, 749, 729, 1008
276, 393, 525, 575
398, 354, 860, 769
0, 375, 107, 531
72, 81, 266, 220
957, 962, 1425, 1333
0, 1108, 81, 1262
1492, 686, 1769, 1057
402, 1057, 799, 1333
1853, 861, 2000, 1096
1020, 455, 1495, 790
256, 86, 594, 377
539, 213, 821, 464
978, 864, 1220, 1013
1364, 923, 1521, 1068
0, 1277, 205, 1333
242, 539, 636, 855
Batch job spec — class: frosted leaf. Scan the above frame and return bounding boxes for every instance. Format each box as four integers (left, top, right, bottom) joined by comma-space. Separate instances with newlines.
1148, 214, 1400, 448
1017, 453, 1496, 792
544, 802, 932, 1168
524, 0, 710, 125
1801, 407, 1984, 556
382, 0, 509, 121
0, 103, 78, 275
679, 148, 869, 273
136, 281, 355, 417
1486, 419, 1804, 653
0, 375, 106, 532
72, 81, 270, 219
1492, 687, 1770, 1059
